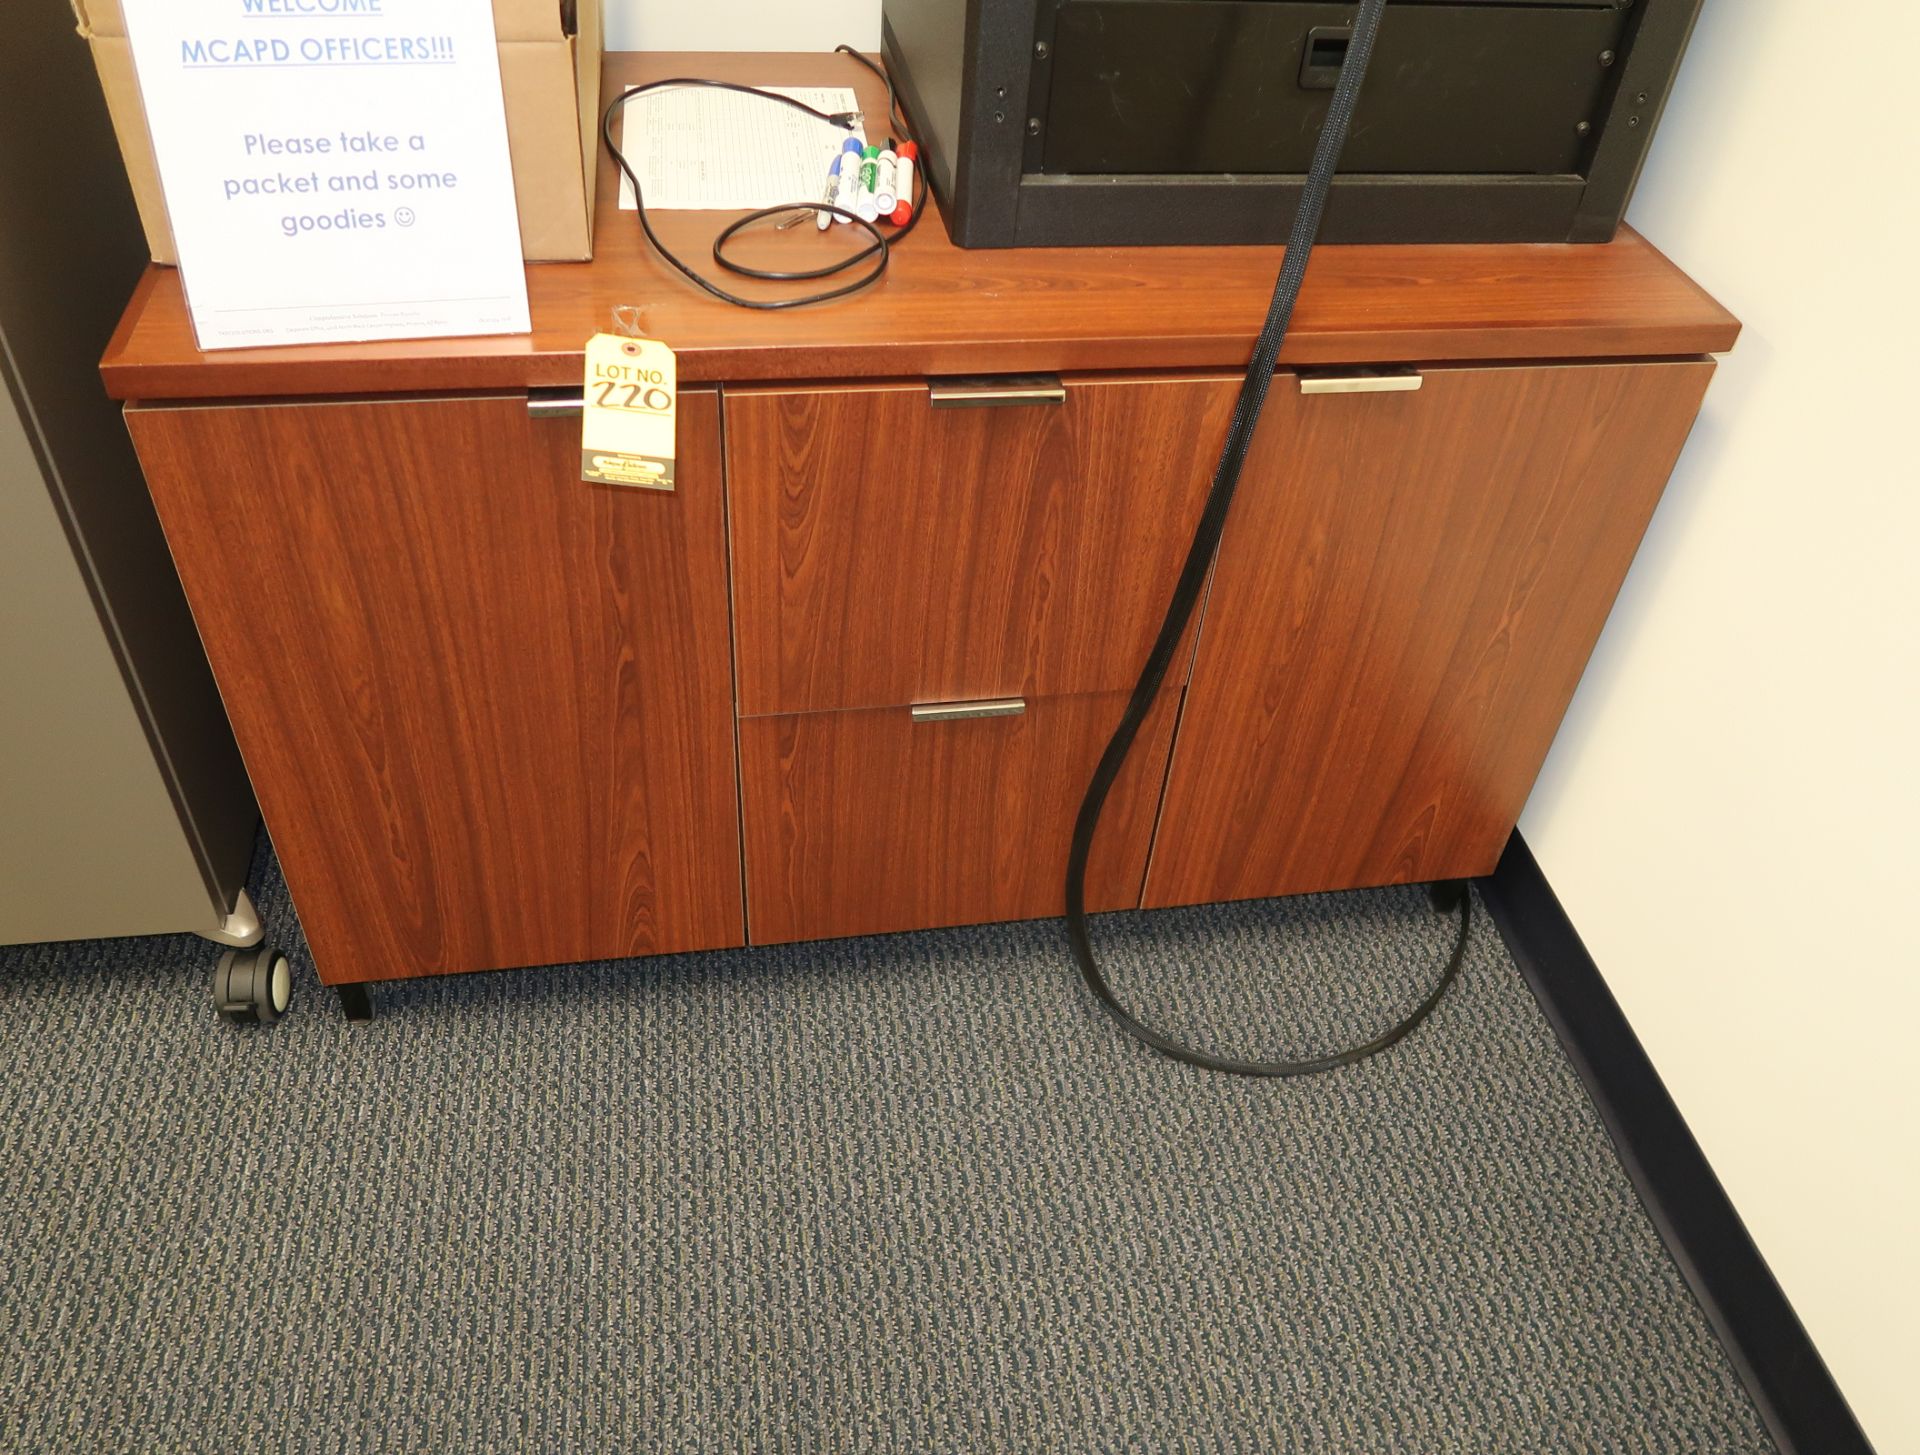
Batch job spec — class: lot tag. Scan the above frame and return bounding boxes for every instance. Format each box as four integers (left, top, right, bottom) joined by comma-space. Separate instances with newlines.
582, 334, 677, 490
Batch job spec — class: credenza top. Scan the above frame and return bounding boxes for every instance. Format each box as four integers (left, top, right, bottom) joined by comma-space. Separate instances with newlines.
101, 50, 1739, 403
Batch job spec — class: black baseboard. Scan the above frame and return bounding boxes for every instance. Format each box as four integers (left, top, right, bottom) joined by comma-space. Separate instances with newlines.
1477, 831, 1874, 1455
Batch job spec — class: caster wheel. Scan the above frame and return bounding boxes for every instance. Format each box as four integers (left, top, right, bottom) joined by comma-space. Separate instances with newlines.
214, 945, 292, 1025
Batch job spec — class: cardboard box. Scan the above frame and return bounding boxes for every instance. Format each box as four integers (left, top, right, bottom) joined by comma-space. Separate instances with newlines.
70, 0, 602, 264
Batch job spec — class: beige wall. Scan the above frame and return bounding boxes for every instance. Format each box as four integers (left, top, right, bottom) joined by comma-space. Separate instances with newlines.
607, 1, 1918, 1444
605, 2, 879, 53
1524, 3, 1920, 1449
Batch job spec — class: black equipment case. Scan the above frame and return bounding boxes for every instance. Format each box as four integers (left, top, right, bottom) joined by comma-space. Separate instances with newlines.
881, 0, 1705, 246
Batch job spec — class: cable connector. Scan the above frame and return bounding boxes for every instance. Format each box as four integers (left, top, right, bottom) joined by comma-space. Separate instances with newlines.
828, 110, 863, 130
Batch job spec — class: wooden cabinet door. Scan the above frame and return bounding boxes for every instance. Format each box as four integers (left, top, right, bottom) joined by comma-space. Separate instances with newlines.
125, 391, 744, 983
725, 374, 1238, 716
1145, 360, 1714, 908
739, 690, 1178, 945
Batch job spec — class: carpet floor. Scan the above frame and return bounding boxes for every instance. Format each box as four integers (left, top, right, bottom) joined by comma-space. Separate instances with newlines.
0, 840, 1772, 1453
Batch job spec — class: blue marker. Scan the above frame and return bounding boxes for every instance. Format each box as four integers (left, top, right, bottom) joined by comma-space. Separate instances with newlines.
815, 150, 847, 231
830, 135, 864, 225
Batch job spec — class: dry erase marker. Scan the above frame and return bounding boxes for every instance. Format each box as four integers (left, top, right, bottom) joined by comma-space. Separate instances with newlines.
874, 141, 899, 216
856, 144, 881, 222
815, 150, 848, 230
891, 141, 918, 226
832, 136, 863, 223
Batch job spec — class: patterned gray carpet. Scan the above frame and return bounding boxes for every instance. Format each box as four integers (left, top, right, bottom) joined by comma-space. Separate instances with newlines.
0, 841, 1772, 1454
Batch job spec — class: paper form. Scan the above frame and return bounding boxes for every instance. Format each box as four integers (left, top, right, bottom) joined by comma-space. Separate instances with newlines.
615, 85, 862, 211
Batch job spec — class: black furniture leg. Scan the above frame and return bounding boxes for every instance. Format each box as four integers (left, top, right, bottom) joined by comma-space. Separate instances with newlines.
1427, 879, 1469, 914
336, 983, 374, 1023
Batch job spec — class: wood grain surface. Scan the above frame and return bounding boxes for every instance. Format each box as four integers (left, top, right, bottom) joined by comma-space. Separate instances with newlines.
740, 690, 1178, 944
726, 374, 1234, 716
125, 391, 744, 983
98, 52, 1738, 402
1144, 359, 1715, 907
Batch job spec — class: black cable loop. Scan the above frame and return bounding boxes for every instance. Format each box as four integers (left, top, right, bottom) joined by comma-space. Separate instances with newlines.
1062, 0, 1473, 1079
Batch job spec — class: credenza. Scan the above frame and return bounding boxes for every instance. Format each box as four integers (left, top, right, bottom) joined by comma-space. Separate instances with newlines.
99, 52, 1738, 1017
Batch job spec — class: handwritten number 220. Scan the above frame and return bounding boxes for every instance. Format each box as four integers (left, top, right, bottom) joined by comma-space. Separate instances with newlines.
592, 381, 669, 411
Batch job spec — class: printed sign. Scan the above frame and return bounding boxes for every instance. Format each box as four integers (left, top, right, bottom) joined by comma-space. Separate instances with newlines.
120, 0, 531, 350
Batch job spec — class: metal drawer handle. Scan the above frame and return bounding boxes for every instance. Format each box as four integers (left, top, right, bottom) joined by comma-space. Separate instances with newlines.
1298, 371, 1424, 395
528, 388, 585, 417
911, 698, 1027, 723
927, 376, 1066, 408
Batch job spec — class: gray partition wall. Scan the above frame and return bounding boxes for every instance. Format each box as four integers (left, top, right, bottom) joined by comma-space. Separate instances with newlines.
0, 0, 259, 946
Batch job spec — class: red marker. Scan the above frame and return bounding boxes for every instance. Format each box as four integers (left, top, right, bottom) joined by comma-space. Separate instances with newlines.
890, 141, 918, 225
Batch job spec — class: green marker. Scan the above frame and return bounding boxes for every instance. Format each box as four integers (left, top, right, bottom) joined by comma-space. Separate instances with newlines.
856, 144, 880, 222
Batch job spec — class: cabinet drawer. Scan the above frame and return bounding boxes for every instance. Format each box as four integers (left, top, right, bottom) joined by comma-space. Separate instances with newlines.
725, 374, 1237, 716
739, 689, 1180, 945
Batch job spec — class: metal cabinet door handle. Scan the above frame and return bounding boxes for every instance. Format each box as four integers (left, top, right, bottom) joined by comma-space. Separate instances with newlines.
927, 376, 1066, 408
1298, 371, 1424, 395
528, 388, 585, 417
910, 698, 1028, 723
